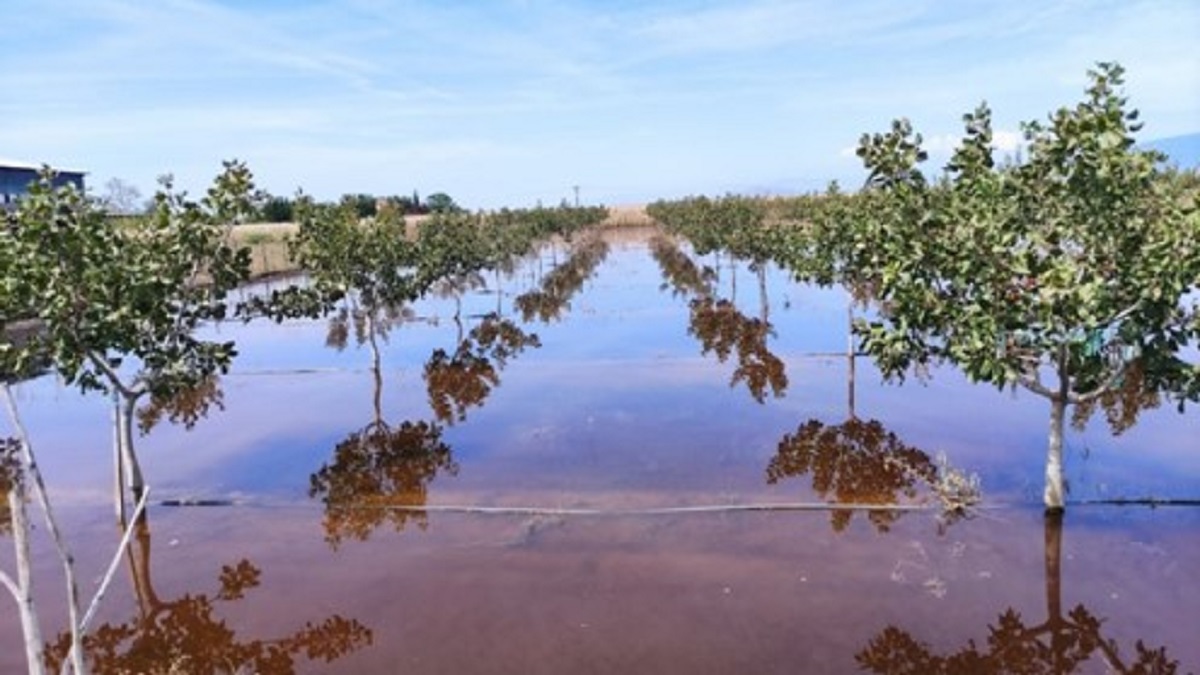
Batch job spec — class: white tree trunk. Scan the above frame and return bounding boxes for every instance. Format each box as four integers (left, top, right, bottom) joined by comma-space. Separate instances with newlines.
7, 485, 46, 675
1045, 394, 1067, 512
116, 396, 145, 511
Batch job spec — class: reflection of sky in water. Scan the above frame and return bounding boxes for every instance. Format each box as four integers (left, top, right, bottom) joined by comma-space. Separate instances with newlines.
7, 233, 1199, 508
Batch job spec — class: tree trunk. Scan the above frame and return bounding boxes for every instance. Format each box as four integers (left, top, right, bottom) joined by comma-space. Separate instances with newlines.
757, 264, 768, 323
495, 269, 502, 315
847, 299, 856, 420
1045, 394, 1066, 512
1044, 510, 1067, 672
1045, 352, 1069, 512
7, 485, 46, 675
111, 394, 123, 524
127, 519, 161, 624
730, 257, 738, 304
366, 313, 384, 429
116, 395, 145, 517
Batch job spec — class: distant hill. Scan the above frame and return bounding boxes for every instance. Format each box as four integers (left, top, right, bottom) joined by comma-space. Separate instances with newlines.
1141, 132, 1200, 169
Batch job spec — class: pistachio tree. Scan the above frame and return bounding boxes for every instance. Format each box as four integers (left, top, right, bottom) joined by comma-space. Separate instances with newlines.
2, 162, 256, 517
844, 63, 1200, 511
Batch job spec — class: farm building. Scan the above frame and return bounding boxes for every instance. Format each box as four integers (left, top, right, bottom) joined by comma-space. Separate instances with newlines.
1, 159, 86, 209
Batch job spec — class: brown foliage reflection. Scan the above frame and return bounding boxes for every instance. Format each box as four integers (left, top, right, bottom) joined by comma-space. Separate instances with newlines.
766, 419, 937, 533
309, 420, 457, 548
0, 437, 18, 537
323, 302, 412, 352
649, 234, 716, 298
514, 235, 609, 323
688, 297, 787, 403
1071, 360, 1162, 435
856, 513, 1182, 674
650, 233, 788, 403
44, 521, 372, 674
136, 376, 225, 434
424, 314, 540, 424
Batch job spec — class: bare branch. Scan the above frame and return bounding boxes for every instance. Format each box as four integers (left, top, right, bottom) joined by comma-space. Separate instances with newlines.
0, 565, 19, 602
80, 488, 150, 632
3, 384, 88, 675
1017, 372, 1056, 400
84, 351, 144, 400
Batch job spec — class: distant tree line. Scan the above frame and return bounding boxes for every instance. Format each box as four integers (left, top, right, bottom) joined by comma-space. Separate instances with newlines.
257, 190, 461, 223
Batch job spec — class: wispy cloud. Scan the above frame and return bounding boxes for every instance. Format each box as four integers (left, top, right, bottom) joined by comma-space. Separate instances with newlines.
2, 0, 1196, 206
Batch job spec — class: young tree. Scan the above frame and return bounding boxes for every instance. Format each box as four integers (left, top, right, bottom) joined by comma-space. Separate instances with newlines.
2, 162, 256, 517
845, 63, 1200, 511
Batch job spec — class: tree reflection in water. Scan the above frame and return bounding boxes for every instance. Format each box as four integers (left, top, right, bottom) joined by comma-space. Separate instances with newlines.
309, 418, 456, 547
424, 313, 540, 424
135, 376, 225, 434
856, 513, 1181, 674
649, 235, 716, 298
0, 437, 17, 537
514, 234, 610, 323
688, 297, 787, 403
44, 519, 372, 674
650, 234, 788, 403
767, 418, 939, 533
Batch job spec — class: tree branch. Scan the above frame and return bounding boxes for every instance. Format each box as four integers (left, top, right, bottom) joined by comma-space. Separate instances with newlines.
84, 351, 145, 400
79, 487, 150, 632
1070, 362, 1129, 405
1018, 372, 1056, 400
3, 384, 88, 675
0, 567, 19, 604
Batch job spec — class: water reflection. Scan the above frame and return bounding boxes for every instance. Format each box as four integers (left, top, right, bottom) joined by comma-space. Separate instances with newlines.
309, 418, 455, 547
766, 418, 937, 533
649, 235, 717, 298
514, 234, 610, 323
135, 377, 225, 433
0, 437, 16, 537
688, 297, 787, 403
423, 313, 540, 424
856, 513, 1182, 674
307, 349, 456, 547
650, 234, 788, 402
45, 518, 372, 674
323, 301, 412, 353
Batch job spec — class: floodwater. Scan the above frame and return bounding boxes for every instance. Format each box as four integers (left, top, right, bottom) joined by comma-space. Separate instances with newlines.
3, 226, 1199, 673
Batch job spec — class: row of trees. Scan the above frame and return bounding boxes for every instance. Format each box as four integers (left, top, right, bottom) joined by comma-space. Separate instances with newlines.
99, 177, 464, 222
649, 63, 1200, 512
1, 161, 610, 673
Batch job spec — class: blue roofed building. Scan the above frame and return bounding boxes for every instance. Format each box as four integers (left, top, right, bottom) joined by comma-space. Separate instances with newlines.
1, 158, 86, 210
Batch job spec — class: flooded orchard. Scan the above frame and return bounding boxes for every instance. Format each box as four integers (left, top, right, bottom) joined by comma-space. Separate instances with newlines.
4, 226, 1199, 673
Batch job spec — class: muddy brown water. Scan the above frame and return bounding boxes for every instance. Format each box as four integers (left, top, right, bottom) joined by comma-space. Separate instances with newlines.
3, 227, 1198, 673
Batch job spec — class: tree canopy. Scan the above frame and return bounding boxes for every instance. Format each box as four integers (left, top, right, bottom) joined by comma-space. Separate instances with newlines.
837, 63, 1200, 509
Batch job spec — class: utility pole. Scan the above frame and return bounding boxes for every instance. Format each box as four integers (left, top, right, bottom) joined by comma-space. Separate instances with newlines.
572, 185, 580, 207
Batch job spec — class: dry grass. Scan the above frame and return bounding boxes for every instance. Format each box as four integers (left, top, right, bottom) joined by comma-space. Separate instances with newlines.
229, 223, 299, 279
601, 204, 653, 227
229, 206, 654, 280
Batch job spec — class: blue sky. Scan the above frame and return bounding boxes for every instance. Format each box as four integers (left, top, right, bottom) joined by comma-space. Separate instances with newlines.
2, 0, 1198, 209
